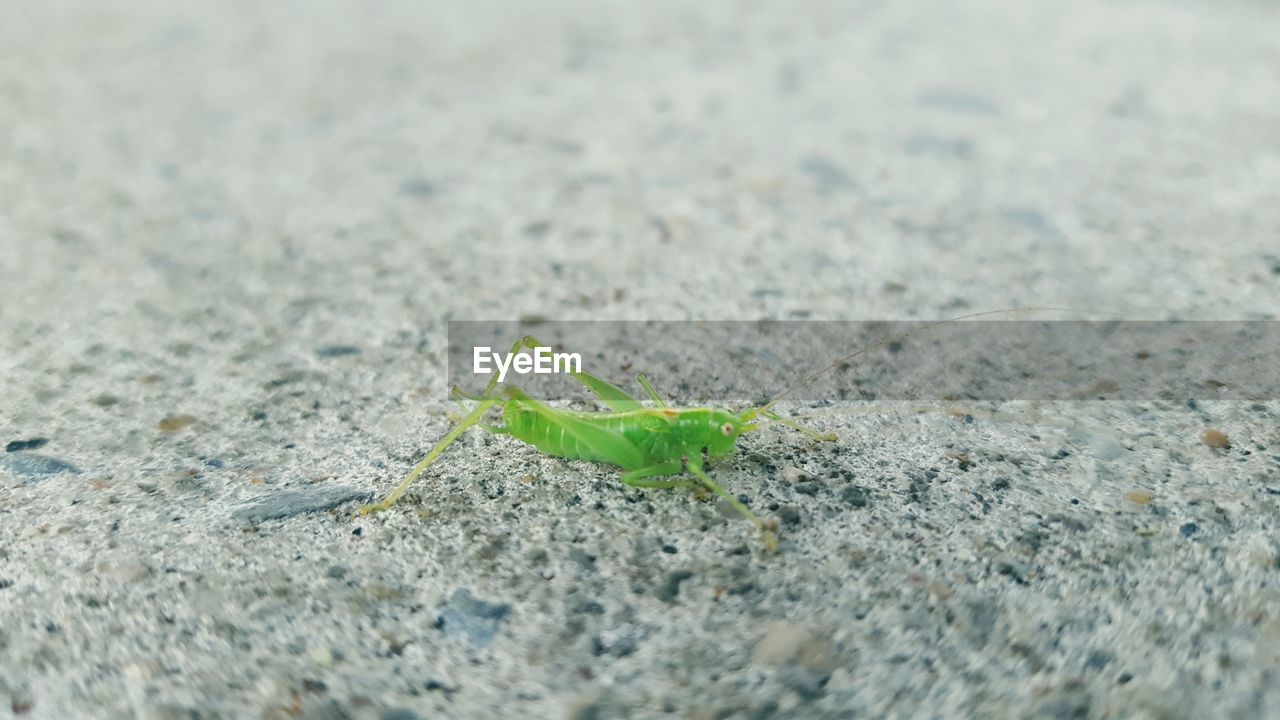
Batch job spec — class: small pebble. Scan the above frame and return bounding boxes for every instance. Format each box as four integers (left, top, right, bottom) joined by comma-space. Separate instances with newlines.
777, 666, 827, 700
231, 485, 372, 524
754, 621, 808, 664
840, 486, 869, 508
310, 646, 334, 667
1125, 490, 1154, 505
794, 482, 820, 496
1085, 650, 1114, 669
399, 177, 436, 197
435, 588, 512, 647
100, 560, 152, 585
799, 156, 858, 192
1244, 537, 1278, 568
780, 466, 808, 483
657, 570, 694, 603
1088, 434, 1124, 461
998, 557, 1030, 583
568, 547, 597, 574
777, 506, 803, 526
753, 620, 836, 671
0, 453, 81, 481
316, 345, 361, 359
1200, 429, 1230, 449
157, 415, 196, 432
926, 580, 952, 600
5, 438, 49, 452
382, 710, 424, 720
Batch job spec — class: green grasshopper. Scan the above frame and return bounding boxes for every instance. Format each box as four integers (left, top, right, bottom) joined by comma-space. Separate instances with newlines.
360, 311, 1052, 549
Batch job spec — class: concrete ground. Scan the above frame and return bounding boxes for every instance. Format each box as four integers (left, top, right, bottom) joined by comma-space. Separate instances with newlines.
3, 1, 1279, 718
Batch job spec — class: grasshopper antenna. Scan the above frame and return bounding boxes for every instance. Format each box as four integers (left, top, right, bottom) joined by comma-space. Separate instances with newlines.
743, 307, 1104, 421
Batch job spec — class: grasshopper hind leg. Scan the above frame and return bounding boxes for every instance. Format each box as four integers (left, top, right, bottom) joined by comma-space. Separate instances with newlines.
360, 395, 503, 515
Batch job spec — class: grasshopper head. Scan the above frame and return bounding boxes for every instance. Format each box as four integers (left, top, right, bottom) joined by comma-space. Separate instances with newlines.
706, 409, 746, 456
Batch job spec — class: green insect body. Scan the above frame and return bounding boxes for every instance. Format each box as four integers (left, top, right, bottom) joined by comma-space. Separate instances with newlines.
501, 405, 744, 468
361, 309, 1082, 549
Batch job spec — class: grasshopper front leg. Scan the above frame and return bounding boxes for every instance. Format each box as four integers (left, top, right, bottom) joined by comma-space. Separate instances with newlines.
365, 336, 541, 514
685, 455, 780, 552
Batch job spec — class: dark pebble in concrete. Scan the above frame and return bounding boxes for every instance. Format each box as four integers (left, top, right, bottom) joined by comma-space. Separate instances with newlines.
841, 486, 869, 507
5, 438, 49, 452
398, 177, 437, 197
574, 599, 605, 615
423, 679, 456, 694
999, 559, 1030, 585
799, 156, 859, 193
777, 506, 802, 526
657, 570, 695, 603
608, 635, 637, 658
1085, 650, 1114, 669
1034, 687, 1092, 719
0, 453, 82, 481
568, 547, 597, 574
315, 345, 361, 358
231, 485, 371, 524
435, 588, 512, 647
778, 666, 827, 701
1180, 522, 1198, 537
962, 598, 999, 649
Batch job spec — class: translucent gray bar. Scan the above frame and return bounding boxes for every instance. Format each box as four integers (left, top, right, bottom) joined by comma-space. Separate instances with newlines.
447, 321, 1279, 404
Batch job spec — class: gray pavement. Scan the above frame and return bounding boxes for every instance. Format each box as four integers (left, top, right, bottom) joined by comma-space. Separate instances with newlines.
2, 1, 1279, 718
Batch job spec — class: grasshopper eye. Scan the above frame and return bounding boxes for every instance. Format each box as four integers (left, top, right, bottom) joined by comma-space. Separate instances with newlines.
721, 423, 735, 436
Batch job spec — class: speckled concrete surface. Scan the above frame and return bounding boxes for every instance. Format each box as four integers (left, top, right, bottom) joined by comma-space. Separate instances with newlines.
3, 1, 1280, 718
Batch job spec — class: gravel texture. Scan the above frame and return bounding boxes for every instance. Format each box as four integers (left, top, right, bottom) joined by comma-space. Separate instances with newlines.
3, 1, 1279, 718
